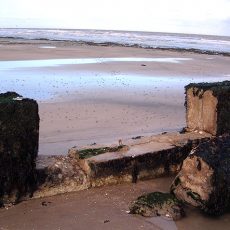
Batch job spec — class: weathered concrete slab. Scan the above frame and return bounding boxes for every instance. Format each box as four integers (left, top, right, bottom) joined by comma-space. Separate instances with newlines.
34, 132, 210, 198
68, 132, 211, 188
185, 81, 230, 135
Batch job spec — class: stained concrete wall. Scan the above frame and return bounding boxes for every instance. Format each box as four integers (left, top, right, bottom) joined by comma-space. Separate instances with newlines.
186, 88, 217, 135
185, 81, 230, 136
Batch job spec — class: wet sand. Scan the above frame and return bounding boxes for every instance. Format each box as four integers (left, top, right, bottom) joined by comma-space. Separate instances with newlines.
0, 38, 229, 155
0, 177, 173, 230
0, 177, 230, 230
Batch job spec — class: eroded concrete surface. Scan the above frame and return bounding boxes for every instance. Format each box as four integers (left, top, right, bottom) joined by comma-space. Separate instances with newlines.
35, 131, 211, 198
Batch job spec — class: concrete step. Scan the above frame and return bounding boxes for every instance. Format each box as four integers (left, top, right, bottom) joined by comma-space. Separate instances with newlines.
69, 132, 211, 187
34, 131, 211, 198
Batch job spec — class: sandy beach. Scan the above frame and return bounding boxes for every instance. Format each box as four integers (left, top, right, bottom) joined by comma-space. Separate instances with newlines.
0, 38, 230, 229
0, 38, 229, 155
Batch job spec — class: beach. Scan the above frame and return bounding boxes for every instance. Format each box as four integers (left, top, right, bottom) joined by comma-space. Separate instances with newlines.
0, 38, 230, 229
0, 177, 230, 230
0, 38, 229, 155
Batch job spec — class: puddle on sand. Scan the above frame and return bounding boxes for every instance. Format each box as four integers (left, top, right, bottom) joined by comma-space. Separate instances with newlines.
39, 46, 57, 49
0, 57, 193, 70
0, 57, 229, 102
0, 69, 229, 102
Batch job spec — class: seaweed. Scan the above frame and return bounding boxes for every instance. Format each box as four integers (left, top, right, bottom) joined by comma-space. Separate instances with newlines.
78, 145, 125, 159
135, 192, 181, 208
129, 191, 185, 220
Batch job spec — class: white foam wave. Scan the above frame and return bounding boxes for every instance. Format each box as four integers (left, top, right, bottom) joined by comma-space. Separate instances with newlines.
0, 29, 229, 54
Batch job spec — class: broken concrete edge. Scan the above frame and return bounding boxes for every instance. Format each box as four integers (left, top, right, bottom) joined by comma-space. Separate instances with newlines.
87, 138, 208, 187
32, 155, 90, 199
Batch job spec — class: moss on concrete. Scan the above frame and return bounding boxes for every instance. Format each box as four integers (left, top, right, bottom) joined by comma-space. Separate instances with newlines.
0, 92, 22, 103
78, 145, 125, 159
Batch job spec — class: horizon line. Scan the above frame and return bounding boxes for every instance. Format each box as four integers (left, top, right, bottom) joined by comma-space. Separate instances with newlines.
0, 27, 229, 38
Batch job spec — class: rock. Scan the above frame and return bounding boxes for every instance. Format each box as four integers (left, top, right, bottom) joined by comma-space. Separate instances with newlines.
185, 81, 230, 135
171, 135, 230, 216
0, 92, 39, 206
34, 155, 90, 198
129, 192, 185, 220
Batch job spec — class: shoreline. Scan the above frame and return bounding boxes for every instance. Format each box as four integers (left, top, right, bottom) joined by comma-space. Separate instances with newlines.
1, 37, 230, 57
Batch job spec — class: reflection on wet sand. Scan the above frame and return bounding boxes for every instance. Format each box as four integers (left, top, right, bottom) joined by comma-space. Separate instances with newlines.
0, 56, 229, 155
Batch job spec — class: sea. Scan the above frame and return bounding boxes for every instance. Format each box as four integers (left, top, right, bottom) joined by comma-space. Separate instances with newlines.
0, 28, 230, 54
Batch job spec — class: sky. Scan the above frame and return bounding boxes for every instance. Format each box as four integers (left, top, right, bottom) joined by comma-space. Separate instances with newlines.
0, 0, 230, 36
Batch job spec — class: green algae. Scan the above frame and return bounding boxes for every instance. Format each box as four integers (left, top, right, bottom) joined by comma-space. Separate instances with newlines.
78, 145, 125, 159
0, 92, 22, 103
129, 191, 184, 219
134, 192, 181, 208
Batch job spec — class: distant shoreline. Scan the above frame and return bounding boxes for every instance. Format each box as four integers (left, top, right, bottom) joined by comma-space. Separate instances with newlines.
1, 37, 230, 57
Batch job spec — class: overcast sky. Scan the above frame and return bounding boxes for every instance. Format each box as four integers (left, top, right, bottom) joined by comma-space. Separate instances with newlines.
0, 0, 230, 35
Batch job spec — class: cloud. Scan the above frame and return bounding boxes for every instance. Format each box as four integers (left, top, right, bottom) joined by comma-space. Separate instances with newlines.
0, 0, 230, 35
